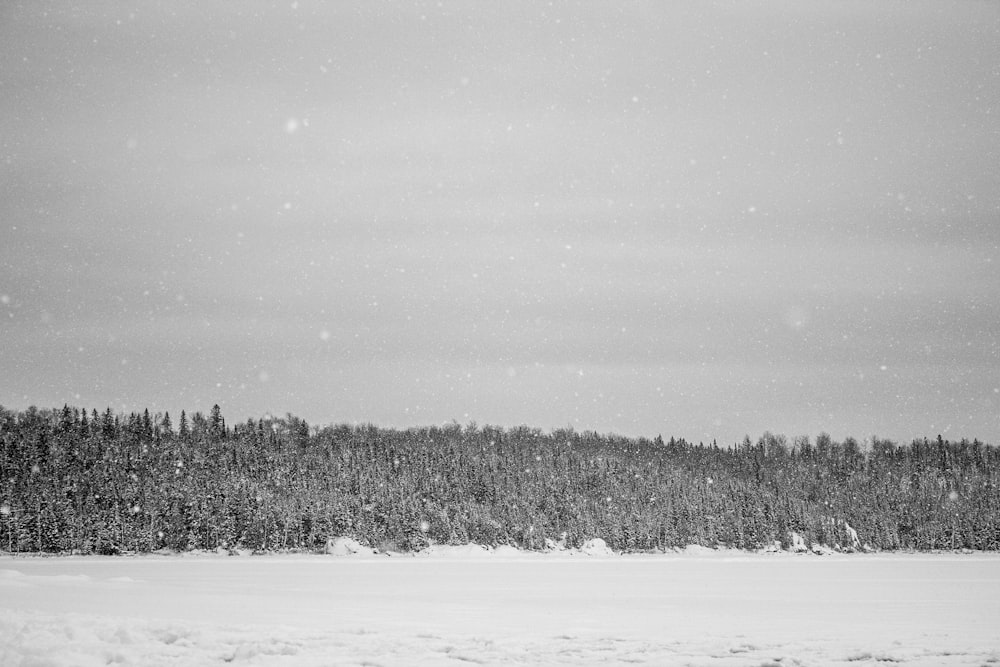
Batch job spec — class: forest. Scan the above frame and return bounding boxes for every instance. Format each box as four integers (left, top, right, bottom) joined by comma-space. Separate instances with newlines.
1, 404, 998, 555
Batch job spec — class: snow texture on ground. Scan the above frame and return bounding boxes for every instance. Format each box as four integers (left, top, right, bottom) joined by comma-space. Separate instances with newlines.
1, 551, 998, 666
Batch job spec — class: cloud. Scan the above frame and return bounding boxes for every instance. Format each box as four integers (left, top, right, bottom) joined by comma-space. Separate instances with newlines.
1, 1, 998, 441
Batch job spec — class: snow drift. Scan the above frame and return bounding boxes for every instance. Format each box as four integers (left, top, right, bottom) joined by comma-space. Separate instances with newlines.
324, 536, 376, 557
2, 552, 998, 666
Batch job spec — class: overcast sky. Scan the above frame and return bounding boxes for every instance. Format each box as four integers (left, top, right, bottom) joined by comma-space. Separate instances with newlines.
2, 1, 998, 444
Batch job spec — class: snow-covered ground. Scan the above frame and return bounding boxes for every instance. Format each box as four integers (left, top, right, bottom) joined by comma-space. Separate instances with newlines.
2, 548, 999, 666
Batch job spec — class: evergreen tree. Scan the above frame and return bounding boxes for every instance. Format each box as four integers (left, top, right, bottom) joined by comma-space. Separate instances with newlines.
58, 405, 74, 434
209, 404, 224, 440
101, 408, 116, 440
0, 405, 997, 555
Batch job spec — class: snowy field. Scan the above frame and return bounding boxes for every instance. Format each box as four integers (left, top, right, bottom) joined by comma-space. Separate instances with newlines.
2, 549, 999, 666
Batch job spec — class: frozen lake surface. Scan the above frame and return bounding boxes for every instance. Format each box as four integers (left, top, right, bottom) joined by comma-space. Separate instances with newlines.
2, 551, 999, 665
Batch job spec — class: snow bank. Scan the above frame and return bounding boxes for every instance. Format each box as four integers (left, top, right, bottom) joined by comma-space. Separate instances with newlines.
375, 538, 621, 559
324, 537, 376, 557
580, 538, 615, 556
398, 537, 872, 560
789, 532, 809, 553
681, 544, 717, 556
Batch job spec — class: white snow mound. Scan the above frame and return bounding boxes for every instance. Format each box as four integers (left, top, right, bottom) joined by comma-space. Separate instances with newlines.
580, 538, 615, 556
325, 537, 375, 557
682, 544, 717, 556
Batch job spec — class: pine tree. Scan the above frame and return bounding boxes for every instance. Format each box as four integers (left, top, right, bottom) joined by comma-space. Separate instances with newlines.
58, 405, 74, 434
101, 408, 115, 439
209, 404, 224, 440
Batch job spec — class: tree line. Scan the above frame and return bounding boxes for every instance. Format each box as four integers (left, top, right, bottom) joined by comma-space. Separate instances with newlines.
1, 404, 998, 555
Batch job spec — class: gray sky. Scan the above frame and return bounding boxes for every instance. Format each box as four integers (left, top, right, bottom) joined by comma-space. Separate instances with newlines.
2, 1, 998, 444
